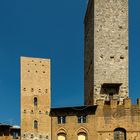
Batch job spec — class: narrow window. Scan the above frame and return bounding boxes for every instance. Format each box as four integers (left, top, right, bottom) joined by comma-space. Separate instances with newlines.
58, 116, 66, 124
34, 97, 38, 106
34, 120, 38, 129
78, 116, 87, 123
13, 132, 19, 139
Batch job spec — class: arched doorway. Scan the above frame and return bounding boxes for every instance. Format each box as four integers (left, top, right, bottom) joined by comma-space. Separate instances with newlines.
58, 133, 66, 140
78, 132, 87, 140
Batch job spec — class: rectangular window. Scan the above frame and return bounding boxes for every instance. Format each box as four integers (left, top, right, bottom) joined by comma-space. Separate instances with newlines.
78, 116, 87, 123
58, 116, 66, 124
13, 132, 19, 139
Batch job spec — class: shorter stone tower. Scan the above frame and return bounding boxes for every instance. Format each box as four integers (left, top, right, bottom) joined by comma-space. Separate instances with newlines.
84, 0, 128, 105
20, 57, 51, 140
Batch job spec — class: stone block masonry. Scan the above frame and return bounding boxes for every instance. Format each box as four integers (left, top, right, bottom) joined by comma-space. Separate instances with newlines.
84, 0, 128, 105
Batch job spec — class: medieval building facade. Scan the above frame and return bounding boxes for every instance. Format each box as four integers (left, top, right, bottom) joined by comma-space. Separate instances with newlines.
0, 0, 140, 140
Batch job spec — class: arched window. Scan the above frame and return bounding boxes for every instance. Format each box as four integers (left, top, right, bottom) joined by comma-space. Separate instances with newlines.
34, 97, 38, 106
78, 132, 87, 140
34, 120, 38, 129
114, 128, 126, 140
58, 133, 66, 140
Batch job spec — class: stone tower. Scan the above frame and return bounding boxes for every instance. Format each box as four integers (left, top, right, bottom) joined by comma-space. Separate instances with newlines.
20, 57, 51, 140
84, 0, 128, 105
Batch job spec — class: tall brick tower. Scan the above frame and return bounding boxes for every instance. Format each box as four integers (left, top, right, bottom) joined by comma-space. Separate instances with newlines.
20, 57, 51, 140
84, 0, 128, 105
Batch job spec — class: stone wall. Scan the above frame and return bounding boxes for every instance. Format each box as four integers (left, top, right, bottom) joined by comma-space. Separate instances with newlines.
84, 0, 128, 105
95, 98, 140, 140
51, 99, 140, 140
20, 57, 51, 140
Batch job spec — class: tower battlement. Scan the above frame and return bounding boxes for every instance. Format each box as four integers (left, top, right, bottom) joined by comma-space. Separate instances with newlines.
96, 98, 140, 109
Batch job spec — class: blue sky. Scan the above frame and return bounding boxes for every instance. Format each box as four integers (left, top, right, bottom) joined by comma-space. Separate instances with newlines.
0, 0, 139, 125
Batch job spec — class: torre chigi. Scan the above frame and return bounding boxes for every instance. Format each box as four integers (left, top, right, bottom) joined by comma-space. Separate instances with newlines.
0, 0, 140, 140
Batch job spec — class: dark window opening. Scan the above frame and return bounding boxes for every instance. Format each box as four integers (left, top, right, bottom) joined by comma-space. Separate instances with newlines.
101, 84, 121, 101
12, 131, 19, 139
114, 128, 126, 140
34, 120, 38, 129
58, 116, 66, 124
34, 97, 38, 106
78, 116, 87, 123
